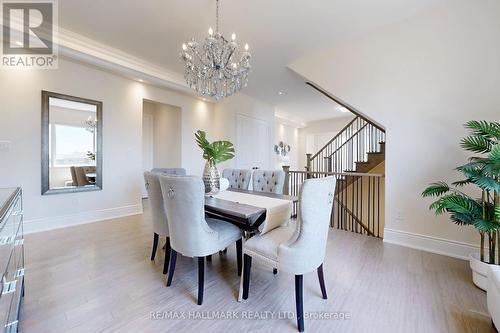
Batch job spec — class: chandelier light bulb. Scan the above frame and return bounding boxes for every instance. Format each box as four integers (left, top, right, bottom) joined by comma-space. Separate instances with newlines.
182, 43, 187, 51
208, 27, 213, 35
231, 33, 236, 41
244, 43, 249, 51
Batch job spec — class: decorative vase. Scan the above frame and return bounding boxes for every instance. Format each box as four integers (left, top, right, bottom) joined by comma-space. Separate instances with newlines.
203, 161, 220, 194
470, 252, 495, 291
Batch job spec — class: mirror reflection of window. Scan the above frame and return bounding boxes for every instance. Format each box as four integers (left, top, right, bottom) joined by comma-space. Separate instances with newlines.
48, 97, 98, 189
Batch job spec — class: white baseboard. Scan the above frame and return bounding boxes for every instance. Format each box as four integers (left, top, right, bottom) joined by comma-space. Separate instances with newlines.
383, 228, 479, 261
24, 204, 143, 234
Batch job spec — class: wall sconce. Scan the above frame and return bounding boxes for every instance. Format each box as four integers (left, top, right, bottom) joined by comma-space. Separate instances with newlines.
274, 141, 291, 157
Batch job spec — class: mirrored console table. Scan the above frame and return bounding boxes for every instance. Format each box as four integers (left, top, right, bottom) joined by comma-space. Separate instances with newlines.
0, 188, 24, 333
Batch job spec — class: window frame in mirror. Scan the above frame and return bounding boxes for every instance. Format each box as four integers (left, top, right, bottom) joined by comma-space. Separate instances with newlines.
41, 90, 103, 195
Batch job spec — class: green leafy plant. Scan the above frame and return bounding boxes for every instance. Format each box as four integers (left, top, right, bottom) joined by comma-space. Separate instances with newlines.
195, 130, 235, 165
422, 121, 500, 264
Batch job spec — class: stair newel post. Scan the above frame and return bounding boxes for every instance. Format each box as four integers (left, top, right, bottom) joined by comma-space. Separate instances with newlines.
282, 165, 290, 196
306, 153, 312, 179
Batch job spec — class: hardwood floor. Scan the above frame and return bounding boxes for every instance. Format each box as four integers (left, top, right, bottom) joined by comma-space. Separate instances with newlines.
19, 201, 493, 333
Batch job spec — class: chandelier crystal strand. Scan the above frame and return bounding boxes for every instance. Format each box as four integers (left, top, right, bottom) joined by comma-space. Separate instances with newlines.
180, 0, 251, 100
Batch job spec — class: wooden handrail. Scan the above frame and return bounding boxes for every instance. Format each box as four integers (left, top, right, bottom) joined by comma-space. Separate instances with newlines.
288, 170, 385, 178
310, 116, 360, 160
306, 82, 385, 132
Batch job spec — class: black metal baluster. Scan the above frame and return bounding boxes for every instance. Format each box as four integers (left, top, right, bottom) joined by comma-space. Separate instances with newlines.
356, 177, 360, 234
368, 176, 371, 235
372, 177, 375, 236
352, 177, 356, 234
361, 175, 363, 234
377, 176, 380, 237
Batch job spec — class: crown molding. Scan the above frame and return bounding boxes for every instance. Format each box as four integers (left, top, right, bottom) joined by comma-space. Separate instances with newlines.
3, 13, 194, 94
56, 27, 194, 93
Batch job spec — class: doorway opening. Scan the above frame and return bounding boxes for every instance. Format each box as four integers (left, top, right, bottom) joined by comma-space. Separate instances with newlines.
142, 100, 182, 198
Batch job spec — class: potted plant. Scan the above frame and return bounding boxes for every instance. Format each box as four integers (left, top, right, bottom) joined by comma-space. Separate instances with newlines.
422, 120, 500, 290
195, 130, 235, 194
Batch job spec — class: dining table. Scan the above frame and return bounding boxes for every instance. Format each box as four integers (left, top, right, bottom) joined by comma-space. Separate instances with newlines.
204, 188, 298, 233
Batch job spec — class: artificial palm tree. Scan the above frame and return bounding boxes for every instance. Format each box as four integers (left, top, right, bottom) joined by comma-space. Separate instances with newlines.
422, 121, 500, 264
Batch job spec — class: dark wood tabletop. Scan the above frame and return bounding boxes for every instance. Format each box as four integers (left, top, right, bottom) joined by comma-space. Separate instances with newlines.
204, 188, 298, 232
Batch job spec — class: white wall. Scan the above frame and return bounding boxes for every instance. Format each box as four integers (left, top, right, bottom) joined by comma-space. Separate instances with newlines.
143, 101, 182, 168
0, 58, 214, 233
274, 117, 299, 170
289, 0, 500, 258
297, 116, 355, 170
214, 93, 276, 171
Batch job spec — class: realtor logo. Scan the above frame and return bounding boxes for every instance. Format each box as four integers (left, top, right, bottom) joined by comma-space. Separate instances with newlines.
1, 0, 58, 68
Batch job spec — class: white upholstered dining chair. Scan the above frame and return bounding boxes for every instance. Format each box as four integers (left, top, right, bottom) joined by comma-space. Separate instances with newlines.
159, 175, 243, 305
252, 169, 286, 194
144, 171, 171, 275
222, 169, 252, 190
241, 176, 336, 332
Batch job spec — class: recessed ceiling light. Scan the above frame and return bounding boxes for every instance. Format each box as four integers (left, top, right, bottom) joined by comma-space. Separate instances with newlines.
278, 91, 284, 95
338, 106, 349, 113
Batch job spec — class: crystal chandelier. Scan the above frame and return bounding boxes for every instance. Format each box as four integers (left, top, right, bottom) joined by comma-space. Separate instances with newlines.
84, 116, 97, 133
180, 0, 251, 100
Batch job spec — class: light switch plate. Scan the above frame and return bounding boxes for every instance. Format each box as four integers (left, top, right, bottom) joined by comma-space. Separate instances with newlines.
0, 141, 11, 151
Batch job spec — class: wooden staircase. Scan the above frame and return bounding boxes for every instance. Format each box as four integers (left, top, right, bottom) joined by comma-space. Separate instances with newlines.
340, 142, 385, 188
335, 146, 384, 193
352, 142, 385, 173
302, 82, 385, 237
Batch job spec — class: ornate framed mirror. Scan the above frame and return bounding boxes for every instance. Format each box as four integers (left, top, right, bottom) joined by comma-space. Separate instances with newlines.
41, 91, 103, 195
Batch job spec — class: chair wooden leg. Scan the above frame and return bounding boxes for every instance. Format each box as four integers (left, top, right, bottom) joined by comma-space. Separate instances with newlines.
198, 257, 205, 305
166, 250, 177, 286
295, 275, 304, 332
273, 268, 278, 275
317, 264, 327, 299
151, 233, 159, 260
206, 255, 212, 262
236, 239, 242, 276
242, 254, 252, 299
163, 237, 171, 275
